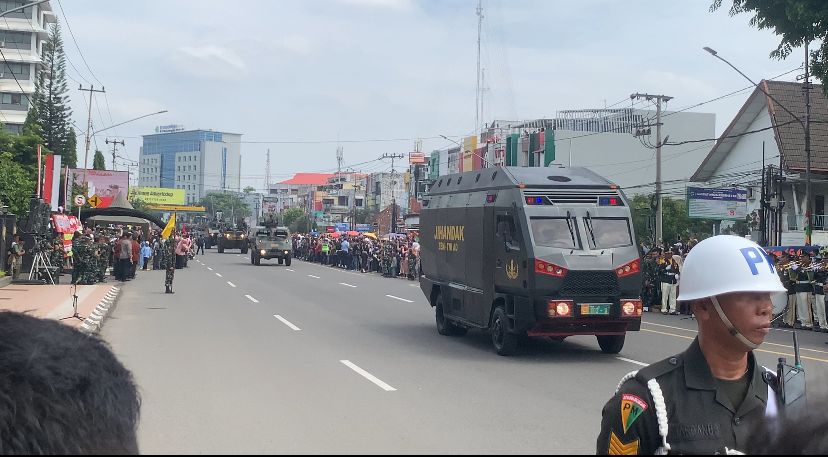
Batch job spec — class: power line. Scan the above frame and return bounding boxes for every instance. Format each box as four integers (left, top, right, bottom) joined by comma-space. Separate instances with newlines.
55, 0, 102, 86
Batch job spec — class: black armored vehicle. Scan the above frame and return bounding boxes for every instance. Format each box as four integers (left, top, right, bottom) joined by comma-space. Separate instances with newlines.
419, 166, 642, 356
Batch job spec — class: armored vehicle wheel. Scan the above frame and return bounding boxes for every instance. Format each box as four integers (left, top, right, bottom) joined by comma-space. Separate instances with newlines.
491, 306, 518, 356
435, 294, 466, 336
285, 257, 292, 267
597, 335, 625, 354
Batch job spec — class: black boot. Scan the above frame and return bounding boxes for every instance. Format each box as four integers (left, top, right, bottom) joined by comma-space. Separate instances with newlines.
165, 286, 174, 294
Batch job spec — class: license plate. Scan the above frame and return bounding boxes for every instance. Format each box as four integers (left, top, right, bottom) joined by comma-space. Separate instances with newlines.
580, 304, 610, 316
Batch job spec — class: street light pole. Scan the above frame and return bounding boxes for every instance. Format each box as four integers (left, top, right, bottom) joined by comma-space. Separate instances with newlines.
704, 46, 812, 244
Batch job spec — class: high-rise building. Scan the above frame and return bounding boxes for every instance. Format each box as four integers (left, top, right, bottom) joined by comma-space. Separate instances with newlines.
0, 1, 55, 133
138, 127, 242, 205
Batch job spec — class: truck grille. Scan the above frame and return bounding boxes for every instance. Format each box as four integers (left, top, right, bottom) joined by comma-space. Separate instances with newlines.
561, 271, 620, 297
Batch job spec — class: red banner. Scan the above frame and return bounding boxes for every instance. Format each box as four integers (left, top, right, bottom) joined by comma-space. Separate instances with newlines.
51, 214, 82, 234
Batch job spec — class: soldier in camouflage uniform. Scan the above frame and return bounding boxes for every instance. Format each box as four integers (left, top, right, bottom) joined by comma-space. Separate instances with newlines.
50, 236, 65, 274
71, 234, 96, 285
407, 247, 417, 280
161, 234, 177, 294
382, 241, 393, 277
641, 247, 661, 312
94, 236, 109, 283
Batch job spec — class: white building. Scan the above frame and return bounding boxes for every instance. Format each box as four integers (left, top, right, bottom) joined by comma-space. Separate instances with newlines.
366, 171, 408, 213
0, 1, 54, 132
692, 80, 828, 246
139, 128, 242, 205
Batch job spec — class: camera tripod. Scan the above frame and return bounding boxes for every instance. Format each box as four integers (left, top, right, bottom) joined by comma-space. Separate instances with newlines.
28, 250, 55, 285
60, 282, 83, 321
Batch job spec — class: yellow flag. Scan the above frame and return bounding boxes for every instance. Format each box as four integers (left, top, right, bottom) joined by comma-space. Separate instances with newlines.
161, 213, 176, 239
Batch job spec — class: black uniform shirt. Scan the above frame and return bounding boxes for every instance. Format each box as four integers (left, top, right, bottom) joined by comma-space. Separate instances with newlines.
597, 338, 776, 455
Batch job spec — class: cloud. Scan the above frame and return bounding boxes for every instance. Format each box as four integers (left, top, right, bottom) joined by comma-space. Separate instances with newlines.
178, 45, 246, 71
335, 0, 415, 11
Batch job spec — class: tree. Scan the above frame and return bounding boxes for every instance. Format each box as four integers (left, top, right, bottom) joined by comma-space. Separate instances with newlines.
243, 186, 256, 194
354, 208, 377, 224
197, 192, 250, 221
711, 0, 828, 96
282, 207, 304, 228
291, 215, 310, 233
34, 23, 74, 163
92, 150, 106, 170
630, 194, 715, 246
0, 152, 35, 216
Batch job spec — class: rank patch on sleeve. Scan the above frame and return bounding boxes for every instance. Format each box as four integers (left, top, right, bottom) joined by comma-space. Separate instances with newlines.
620, 394, 648, 433
608, 431, 639, 455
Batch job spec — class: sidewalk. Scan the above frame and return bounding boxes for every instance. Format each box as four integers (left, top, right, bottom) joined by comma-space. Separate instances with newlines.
0, 272, 118, 331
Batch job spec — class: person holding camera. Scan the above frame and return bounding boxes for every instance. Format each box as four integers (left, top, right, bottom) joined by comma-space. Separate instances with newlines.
7, 233, 25, 280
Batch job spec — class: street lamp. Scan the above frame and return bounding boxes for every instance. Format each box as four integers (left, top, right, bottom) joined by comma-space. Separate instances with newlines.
704, 46, 812, 244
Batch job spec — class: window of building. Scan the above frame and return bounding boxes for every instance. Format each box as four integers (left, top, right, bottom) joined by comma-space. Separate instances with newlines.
0, 93, 23, 105
0, 2, 28, 19
2, 62, 27, 77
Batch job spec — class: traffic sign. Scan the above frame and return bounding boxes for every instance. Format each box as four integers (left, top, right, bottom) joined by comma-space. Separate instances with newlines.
87, 194, 102, 208
74, 195, 86, 206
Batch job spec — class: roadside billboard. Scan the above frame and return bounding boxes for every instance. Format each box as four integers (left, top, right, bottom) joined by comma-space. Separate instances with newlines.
129, 187, 186, 205
69, 169, 129, 208
687, 186, 747, 220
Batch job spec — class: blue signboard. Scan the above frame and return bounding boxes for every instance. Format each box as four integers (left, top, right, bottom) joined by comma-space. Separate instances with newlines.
355, 224, 371, 232
687, 186, 748, 220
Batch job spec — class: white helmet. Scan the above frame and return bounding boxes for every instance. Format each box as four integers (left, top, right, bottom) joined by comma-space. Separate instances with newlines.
677, 235, 786, 302
678, 235, 785, 350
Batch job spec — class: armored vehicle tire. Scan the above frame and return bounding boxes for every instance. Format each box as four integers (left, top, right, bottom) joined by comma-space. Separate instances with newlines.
435, 294, 466, 336
218, 245, 224, 253
491, 306, 518, 356
241, 247, 248, 254
597, 335, 625, 354
285, 257, 292, 266
278, 258, 284, 265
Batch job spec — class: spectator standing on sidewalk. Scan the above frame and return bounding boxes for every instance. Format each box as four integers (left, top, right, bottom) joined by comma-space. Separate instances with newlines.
140, 241, 152, 271
152, 236, 161, 270
7, 233, 25, 280
116, 234, 132, 282
195, 234, 205, 255
659, 251, 680, 315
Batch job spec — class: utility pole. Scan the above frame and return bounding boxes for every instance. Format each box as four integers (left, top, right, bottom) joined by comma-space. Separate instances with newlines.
631, 92, 672, 246
475, 0, 483, 134
265, 149, 271, 191
105, 138, 124, 171
78, 85, 105, 185
382, 153, 404, 234
804, 40, 813, 245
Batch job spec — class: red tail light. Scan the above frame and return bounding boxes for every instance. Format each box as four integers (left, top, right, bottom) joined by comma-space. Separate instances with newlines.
621, 299, 643, 317
535, 259, 568, 278
615, 258, 641, 278
547, 300, 574, 318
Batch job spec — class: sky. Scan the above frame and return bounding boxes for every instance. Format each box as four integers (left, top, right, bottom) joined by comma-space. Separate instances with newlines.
57, 0, 810, 192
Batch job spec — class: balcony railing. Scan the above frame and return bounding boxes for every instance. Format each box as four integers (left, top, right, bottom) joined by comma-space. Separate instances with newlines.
786, 214, 828, 231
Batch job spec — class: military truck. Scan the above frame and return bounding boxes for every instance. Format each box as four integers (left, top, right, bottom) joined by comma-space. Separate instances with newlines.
419, 166, 642, 356
250, 226, 292, 266
217, 227, 248, 254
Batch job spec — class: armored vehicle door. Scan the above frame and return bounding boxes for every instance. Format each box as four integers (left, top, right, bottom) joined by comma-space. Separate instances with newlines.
494, 210, 526, 294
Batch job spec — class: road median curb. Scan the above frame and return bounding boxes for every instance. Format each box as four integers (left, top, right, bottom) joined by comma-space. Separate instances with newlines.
79, 285, 121, 335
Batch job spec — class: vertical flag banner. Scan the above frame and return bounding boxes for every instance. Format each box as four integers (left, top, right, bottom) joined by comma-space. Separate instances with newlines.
161, 213, 176, 239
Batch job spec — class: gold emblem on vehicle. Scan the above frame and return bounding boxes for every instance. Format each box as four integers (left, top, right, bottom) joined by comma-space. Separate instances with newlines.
506, 259, 519, 280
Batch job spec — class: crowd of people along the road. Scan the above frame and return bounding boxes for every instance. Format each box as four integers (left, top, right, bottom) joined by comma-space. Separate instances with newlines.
292, 232, 420, 280
55, 226, 203, 286
641, 237, 828, 332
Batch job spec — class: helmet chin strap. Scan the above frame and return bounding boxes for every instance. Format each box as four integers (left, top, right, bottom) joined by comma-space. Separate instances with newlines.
710, 296, 759, 350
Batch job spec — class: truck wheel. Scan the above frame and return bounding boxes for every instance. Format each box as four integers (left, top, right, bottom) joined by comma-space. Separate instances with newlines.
278, 258, 284, 265
597, 335, 625, 354
285, 257, 292, 267
491, 307, 518, 356
255, 256, 261, 266
435, 294, 466, 336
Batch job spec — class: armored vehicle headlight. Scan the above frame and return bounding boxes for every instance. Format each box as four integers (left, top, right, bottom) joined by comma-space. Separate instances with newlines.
261, 250, 266, 255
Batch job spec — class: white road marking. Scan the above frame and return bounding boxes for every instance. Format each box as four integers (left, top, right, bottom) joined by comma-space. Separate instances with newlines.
308, 275, 321, 279
340, 360, 396, 392
227, 281, 236, 288
286, 269, 295, 272
207, 267, 213, 271
215, 273, 223, 278
386, 295, 414, 303
339, 282, 357, 288
274, 315, 301, 331
245, 295, 259, 303
616, 357, 648, 367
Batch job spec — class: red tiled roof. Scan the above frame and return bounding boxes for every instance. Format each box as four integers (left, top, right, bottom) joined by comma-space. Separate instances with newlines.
279, 173, 335, 185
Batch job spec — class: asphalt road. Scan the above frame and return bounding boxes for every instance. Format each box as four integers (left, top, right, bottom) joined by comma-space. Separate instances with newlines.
101, 249, 828, 454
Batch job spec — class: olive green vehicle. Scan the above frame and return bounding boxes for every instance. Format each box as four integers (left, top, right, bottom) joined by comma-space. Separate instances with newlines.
218, 228, 248, 253
250, 226, 292, 266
